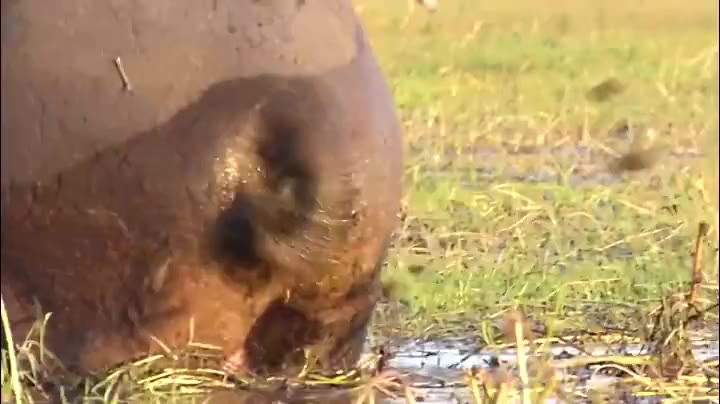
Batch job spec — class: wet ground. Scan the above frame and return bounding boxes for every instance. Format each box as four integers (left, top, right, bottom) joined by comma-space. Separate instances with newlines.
199, 330, 718, 404
370, 332, 719, 403
408, 143, 706, 188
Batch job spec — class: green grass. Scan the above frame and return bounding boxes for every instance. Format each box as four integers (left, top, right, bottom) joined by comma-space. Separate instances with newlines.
365, 0, 719, 337
2, 0, 718, 402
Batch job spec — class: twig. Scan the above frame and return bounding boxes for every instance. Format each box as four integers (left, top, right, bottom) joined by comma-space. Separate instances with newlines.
515, 318, 531, 404
690, 222, 709, 304
374, 346, 387, 375
1, 293, 24, 404
465, 368, 483, 403
114, 57, 133, 92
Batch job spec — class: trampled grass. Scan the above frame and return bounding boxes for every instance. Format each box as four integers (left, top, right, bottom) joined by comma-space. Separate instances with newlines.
2, 0, 718, 402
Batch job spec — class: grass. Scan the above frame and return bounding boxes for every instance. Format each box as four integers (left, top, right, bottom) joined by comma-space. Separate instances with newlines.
366, 0, 719, 333
2, 0, 719, 402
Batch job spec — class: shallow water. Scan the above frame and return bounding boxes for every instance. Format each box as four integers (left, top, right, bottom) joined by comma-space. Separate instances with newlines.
207, 331, 718, 403
367, 332, 719, 403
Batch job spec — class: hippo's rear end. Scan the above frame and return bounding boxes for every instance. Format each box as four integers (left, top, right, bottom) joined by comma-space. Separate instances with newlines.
1, 0, 402, 375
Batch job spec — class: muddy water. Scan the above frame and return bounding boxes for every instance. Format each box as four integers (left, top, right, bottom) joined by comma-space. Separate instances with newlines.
205, 332, 718, 403
367, 332, 719, 403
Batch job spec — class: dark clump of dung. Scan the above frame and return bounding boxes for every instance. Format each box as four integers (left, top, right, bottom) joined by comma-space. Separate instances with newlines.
609, 146, 666, 174
587, 77, 626, 102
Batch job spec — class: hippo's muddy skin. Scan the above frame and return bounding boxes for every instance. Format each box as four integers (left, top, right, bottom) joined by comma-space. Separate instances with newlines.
1, 0, 402, 375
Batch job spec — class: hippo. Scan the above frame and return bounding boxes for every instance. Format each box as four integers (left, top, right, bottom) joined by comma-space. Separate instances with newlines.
1, 0, 402, 376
